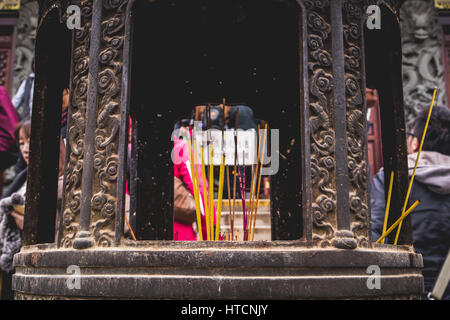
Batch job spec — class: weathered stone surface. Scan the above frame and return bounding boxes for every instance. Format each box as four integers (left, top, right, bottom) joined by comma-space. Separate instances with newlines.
13, 243, 423, 299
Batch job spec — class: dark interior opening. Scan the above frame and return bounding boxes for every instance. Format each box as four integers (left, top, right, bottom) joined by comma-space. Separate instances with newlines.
364, 5, 412, 245
129, 0, 303, 240
24, 10, 72, 245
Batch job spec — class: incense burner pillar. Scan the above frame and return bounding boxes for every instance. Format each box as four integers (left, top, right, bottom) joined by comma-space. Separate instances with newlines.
303, 0, 373, 249
58, 0, 129, 248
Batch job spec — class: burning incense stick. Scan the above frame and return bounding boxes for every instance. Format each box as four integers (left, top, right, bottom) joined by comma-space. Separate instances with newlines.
209, 144, 214, 240
125, 215, 136, 241
206, 105, 215, 239
231, 108, 239, 240
251, 123, 268, 241
215, 100, 226, 241
215, 152, 225, 241
377, 200, 420, 244
238, 160, 246, 240
201, 144, 210, 240
394, 88, 437, 245
247, 124, 260, 237
247, 164, 255, 234
381, 171, 394, 244
226, 165, 232, 236
242, 151, 248, 240
188, 137, 203, 241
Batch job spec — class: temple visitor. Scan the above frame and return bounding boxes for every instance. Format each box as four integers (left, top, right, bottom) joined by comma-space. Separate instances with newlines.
371, 106, 450, 300
12, 60, 35, 121
173, 118, 211, 240
0, 118, 66, 299
0, 119, 30, 299
0, 86, 19, 197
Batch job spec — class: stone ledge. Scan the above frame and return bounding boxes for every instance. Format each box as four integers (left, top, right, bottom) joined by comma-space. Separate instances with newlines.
12, 245, 424, 299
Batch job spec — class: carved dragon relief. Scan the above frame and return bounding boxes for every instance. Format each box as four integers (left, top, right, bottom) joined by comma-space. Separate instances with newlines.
60, 0, 92, 248
400, 0, 448, 129
89, 0, 128, 247
13, 0, 38, 96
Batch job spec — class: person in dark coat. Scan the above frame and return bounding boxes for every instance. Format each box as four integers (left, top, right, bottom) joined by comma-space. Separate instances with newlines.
371, 106, 450, 300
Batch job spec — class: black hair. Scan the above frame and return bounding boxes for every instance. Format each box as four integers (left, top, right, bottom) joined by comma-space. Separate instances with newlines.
173, 118, 192, 131
413, 106, 450, 156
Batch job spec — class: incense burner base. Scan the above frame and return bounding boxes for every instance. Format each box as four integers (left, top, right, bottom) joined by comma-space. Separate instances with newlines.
12, 241, 423, 299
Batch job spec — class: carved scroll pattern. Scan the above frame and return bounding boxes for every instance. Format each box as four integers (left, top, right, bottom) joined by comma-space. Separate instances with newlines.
304, 0, 337, 247
89, 0, 128, 247
60, 0, 92, 248
343, 0, 370, 248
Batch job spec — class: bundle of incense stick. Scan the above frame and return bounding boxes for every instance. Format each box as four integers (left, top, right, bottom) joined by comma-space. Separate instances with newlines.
376, 200, 420, 244
186, 104, 269, 242
187, 102, 229, 241
393, 88, 437, 245
376, 89, 436, 245
245, 123, 268, 241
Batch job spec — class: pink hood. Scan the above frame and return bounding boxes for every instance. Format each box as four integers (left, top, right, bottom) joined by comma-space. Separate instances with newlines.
0, 86, 19, 152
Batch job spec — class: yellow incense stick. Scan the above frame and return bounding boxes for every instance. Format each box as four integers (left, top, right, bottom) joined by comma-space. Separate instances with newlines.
231, 110, 239, 240
394, 89, 437, 245
189, 138, 203, 241
251, 124, 268, 241
246, 166, 255, 234
381, 171, 395, 244
215, 154, 226, 240
247, 124, 260, 235
201, 146, 210, 240
193, 140, 203, 241
125, 215, 136, 241
226, 165, 232, 235
209, 144, 214, 240
377, 200, 420, 244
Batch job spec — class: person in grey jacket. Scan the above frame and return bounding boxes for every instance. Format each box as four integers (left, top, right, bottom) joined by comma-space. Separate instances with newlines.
12, 72, 34, 120
371, 106, 450, 300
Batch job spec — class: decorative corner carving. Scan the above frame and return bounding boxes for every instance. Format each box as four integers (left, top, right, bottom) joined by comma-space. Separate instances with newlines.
305, 0, 338, 247
60, 0, 92, 248
343, 0, 370, 248
89, 0, 128, 247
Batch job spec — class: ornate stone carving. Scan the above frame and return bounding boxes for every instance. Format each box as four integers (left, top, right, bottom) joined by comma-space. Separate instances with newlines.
60, 0, 92, 248
400, 0, 447, 129
305, 0, 337, 247
13, 0, 38, 95
343, 0, 370, 248
89, 0, 128, 247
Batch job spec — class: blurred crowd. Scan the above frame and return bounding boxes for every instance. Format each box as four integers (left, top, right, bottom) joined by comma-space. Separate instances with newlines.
0, 68, 69, 298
